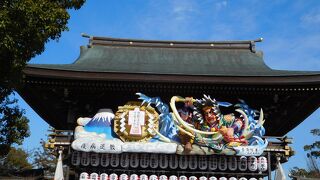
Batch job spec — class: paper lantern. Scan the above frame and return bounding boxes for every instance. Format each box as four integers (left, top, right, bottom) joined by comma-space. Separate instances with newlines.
79, 172, 89, 180
120, 153, 130, 168
238, 156, 247, 171
198, 156, 208, 170
209, 177, 217, 180
130, 154, 139, 168
110, 154, 120, 167
199, 176, 207, 180
101, 153, 110, 167
189, 176, 197, 180
71, 151, 80, 166
208, 156, 218, 170
140, 154, 149, 168
169, 155, 179, 169
119, 174, 128, 180
140, 174, 149, 180
159, 154, 169, 169
109, 173, 119, 180
159, 175, 168, 180
248, 156, 258, 171
90, 153, 100, 167
100, 173, 108, 180
179, 175, 188, 180
150, 175, 158, 180
150, 154, 159, 168
169, 175, 178, 180
90, 173, 99, 180
189, 156, 198, 170
218, 156, 227, 171
179, 156, 188, 169
228, 156, 237, 171
130, 174, 139, 180
258, 156, 267, 172
81, 152, 90, 166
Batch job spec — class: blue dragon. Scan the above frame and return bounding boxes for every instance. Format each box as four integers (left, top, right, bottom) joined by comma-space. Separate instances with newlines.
235, 99, 266, 145
136, 93, 180, 142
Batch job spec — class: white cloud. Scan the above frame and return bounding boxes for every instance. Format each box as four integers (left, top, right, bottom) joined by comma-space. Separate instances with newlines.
208, 6, 258, 40
172, 1, 195, 14
301, 10, 320, 25
135, 1, 201, 40
172, 1, 197, 21
214, 0, 228, 11
263, 34, 320, 71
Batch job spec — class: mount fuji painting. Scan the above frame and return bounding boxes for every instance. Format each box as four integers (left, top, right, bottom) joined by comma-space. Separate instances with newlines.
83, 109, 115, 139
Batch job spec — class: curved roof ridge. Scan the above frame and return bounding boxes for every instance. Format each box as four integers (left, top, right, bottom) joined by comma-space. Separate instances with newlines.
82, 33, 263, 52
26, 35, 320, 77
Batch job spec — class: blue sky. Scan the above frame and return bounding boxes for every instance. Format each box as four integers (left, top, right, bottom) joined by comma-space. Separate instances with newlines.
16, 0, 320, 177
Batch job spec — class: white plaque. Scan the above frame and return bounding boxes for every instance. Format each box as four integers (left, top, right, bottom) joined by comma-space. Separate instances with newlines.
128, 108, 145, 136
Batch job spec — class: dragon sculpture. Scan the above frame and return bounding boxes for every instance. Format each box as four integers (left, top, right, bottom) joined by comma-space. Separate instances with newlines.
136, 93, 267, 155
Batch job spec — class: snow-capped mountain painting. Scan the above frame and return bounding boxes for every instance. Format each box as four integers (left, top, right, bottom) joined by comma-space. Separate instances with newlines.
84, 109, 115, 139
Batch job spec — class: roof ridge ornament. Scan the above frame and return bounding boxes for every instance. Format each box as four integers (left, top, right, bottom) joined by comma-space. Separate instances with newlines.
81, 33, 94, 48
81, 33, 91, 39
80, 33, 263, 52
250, 38, 263, 53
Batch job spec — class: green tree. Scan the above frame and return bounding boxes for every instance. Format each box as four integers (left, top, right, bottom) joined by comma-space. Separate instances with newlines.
0, 96, 30, 156
32, 140, 57, 178
290, 128, 320, 179
304, 129, 320, 159
0, 147, 32, 175
0, 0, 85, 156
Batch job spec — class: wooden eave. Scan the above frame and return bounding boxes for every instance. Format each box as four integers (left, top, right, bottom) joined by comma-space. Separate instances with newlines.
23, 66, 320, 85
19, 66, 320, 137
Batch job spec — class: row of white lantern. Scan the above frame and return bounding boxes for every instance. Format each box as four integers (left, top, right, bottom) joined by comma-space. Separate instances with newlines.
72, 152, 267, 172
79, 173, 261, 180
